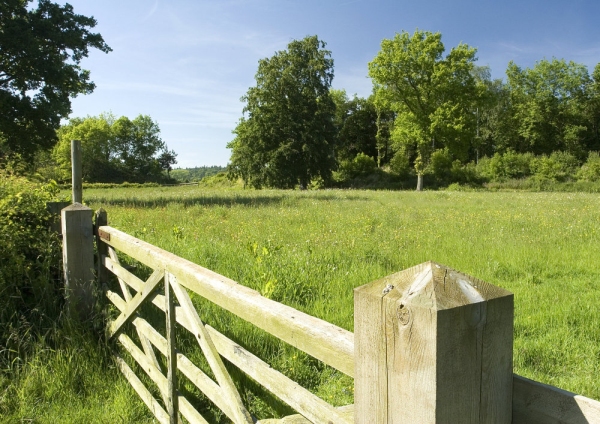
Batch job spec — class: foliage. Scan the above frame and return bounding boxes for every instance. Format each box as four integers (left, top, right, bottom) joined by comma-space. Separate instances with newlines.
334, 153, 377, 181
170, 166, 226, 182
577, 151, 600, 182
506, 58, 592, 157
333, 94, 379, 162
369, 30, 479, 188
530, 151, 579, 182
52, 113, 175, 183
0, 170, 61, 369
476, 150, 535, 182
388, 150, 412, 178
0, 0, 111, 159
228, 36, 336, 189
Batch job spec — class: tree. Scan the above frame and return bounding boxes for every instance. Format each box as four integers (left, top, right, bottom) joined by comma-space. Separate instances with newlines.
506, 58, 592, 158
369, 30, 478, 190
228, 36, 336, 189
0, 0, 111, 159
53, 114, 173, 183
336, 96, 378, 162
158, 147, 178, 178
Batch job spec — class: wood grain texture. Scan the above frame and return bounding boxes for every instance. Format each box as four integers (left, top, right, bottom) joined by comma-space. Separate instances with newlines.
513, 375, 600, 424
354, 262, 513, 424
106, 268, 164, 339
99, 225, 354, 377
257, 405, 354, 423
61, 203, 95, 318
165, 273, 179, 424
105, 289, 236, 419
169, 276, 254, 424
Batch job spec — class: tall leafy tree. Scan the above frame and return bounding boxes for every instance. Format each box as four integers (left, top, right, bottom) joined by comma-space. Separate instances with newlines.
228, 36, 336, 189
0, 0, 111, 159
369, 30, 478, 190
506, 58, 592, 158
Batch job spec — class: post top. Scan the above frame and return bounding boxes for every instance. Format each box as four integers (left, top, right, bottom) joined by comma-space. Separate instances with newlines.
354, 261, 512, 310
62, 202, 92, 211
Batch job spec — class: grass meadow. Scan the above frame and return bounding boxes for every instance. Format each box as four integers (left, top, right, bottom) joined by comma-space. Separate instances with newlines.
7, 186, 600, 422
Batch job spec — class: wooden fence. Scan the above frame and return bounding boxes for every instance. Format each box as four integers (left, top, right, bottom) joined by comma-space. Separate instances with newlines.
54, 203, 600, 423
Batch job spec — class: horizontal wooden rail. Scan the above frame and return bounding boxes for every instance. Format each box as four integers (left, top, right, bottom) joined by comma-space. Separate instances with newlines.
99, 225, 354, 377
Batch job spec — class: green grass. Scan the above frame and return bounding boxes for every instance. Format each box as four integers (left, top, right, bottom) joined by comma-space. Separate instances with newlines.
9, 186, 597, 422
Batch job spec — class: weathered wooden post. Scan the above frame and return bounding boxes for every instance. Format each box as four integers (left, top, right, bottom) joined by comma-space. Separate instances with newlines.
354, 261, 514, 423
94, 208, 109, 288
71, 139, 83, 203
62, 203, 95, 319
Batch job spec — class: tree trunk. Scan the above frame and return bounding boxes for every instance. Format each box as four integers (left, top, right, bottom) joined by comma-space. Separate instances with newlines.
416, 173, 423, 191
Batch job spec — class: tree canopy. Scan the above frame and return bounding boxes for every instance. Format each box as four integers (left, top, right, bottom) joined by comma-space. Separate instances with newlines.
53, 114, 176, 183
227, 36, 336, 189
0, 0, 110, 159
369, 30, 478, 189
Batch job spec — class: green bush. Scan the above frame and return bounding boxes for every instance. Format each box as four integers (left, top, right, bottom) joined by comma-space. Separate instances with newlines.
0, 171, 62, 369
531, 151, 579, 182
576, 152, 600, 182
388, 150, 412, 179
428, 148, 453, 184
476, 150, 534, 182
334, 153, 377, 181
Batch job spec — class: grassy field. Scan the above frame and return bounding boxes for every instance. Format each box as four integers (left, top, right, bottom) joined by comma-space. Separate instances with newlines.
7, 186, 599, 422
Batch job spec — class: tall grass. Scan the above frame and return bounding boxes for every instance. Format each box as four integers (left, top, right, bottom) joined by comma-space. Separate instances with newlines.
79, 186, 600, 419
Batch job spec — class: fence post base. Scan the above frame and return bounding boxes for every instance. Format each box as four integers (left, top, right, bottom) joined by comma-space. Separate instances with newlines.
62, 202, 95, 320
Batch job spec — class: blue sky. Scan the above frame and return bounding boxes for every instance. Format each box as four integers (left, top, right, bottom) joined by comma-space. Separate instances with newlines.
61, 0, 600, 168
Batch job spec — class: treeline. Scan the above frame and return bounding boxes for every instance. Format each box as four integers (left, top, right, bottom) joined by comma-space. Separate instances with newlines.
33, 113, 178, 184
228, 31, 600, 190
170, 166, 226, 183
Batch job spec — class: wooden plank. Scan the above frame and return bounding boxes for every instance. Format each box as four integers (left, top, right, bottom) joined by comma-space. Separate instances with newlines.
118, 334, 209, 424
165, 272, 179, 424
114, 353, 170, 424
257, 405, 354, 423
169, 277, 253, 424
105, 289, 236, 419
95, 208, 109, 287
513, 375, 600, 424
107, 248, 135, 301
107, 268, 164, 339
207, 323, 352, 424
99, 226, 354, 377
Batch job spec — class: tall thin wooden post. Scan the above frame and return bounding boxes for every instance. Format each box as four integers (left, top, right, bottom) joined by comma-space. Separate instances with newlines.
354, 261, 514, 423
165, 272, 179, 424
71, 139, 83, 203
94, 208, 108, 288
62, 203, 95, 319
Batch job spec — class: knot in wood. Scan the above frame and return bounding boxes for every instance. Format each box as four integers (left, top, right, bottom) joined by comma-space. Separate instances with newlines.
397, 304, 410, 325
382, 284, 394, 295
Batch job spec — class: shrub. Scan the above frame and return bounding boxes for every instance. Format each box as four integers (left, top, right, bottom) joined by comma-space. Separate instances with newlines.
476, 150, 534, 182
388, 150, 412, 179
335, 153, 377, 180
0, 170, 61, 369
428, 148, 453, 184
531, 151, 579, 182
576, 152, 600, 182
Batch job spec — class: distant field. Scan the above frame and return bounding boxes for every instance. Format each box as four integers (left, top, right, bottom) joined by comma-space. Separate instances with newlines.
84, 186, 600, 417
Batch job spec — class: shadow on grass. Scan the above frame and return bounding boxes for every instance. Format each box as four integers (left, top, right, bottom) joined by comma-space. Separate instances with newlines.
86, 192, 369, 209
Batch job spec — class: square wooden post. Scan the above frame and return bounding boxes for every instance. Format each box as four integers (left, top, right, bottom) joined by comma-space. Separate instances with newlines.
354, 261, 514, 423
62, 202, 95, 319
